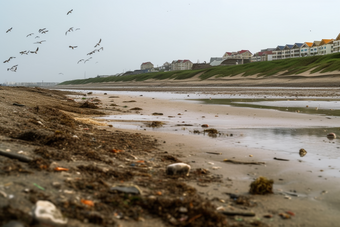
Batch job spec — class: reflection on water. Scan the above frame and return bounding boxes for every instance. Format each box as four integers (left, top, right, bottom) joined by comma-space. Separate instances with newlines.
195, 98, 340, 117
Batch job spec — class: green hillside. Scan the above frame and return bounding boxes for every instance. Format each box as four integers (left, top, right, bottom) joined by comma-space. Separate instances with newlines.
59, 53, 340, 85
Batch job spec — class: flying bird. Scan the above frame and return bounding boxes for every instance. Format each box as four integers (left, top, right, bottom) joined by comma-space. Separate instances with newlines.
7, 65, 18, 72
67, 9, 73, 15
6, 27, 13, 33
65, 27, 73, 35
35, 36, 40, 39
3, 57, 16, 63
20, 51, 29, 55
30, 47, 39, 54
75, 28, 80, 31
84, 57, 92, 63
26, 33, 34, 37
94, 39, 101, 48
34, 40, 46, 44
59, 73, 64, 75
41, 30, 49, 34
77, 59, 84, 64
38, 28, 46, 33
69, 45, 77, 49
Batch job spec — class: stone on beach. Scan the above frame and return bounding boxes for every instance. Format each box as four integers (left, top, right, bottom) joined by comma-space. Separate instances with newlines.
166, 163, 191, 176
32, 200, 68, 226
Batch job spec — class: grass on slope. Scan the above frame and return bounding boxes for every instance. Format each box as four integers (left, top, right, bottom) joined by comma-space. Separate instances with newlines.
59, 53, 340, 85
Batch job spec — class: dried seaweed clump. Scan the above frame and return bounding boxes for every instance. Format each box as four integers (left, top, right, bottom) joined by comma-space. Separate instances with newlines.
249, 176, 273, 195
146, 121, 163, 128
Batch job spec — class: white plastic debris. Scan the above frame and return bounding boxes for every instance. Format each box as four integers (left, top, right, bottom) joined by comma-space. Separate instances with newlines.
33, 200, 68, 226
166, 163, 191, 176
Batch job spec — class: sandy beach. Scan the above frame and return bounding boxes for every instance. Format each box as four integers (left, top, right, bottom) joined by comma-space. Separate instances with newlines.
75, 87, 340, 226
1, 85, 340, 226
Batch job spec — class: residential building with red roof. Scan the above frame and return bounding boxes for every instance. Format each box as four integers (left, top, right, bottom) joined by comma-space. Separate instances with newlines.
140, 62, 154, 70
171, 60, 193, 71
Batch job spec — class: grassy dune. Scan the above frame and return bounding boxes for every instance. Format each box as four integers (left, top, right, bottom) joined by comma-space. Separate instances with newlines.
59, 53, 340, 85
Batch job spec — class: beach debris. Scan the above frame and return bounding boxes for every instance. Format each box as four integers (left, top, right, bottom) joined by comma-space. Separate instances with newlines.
249, 176, 274, 195
0, 149, 33, 162
130, 107, 143, 110
327, 133, 336, 139
166, 163, 191, 176
204, 128, 218, 134
152, 112, 163, 115
79, 101, 98, 109
33, 200, 68, 226
12, 102, 25, 107
146, 121, 163, 127
206, 152, 221, 155
279, 212, 291, 219
223, 159, 265, 165
220, 211, 255, 217
80, 199, 94, 207
108, 96, 119, 98
54, 167, 69, 172
201, 124, 209, 128
111, 149, 123, 153
263, 214, 273, 218
274, 157, 289, 161
110, 185, 141, 195
33, 183, 45, 191
299, 148, 307, 157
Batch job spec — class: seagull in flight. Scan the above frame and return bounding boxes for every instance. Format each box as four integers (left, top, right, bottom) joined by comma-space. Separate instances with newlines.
3, 57, 16, 63
6, 27, 13, 33
35, 36, 40, 39
94, 38, 101, 48
26, 33, 34, 37
30, 47, 39, 54
65, 27, 73, 35
34, 40, 46, 44
67, 9, 73, 15
69, 46, 78, 49
77, 59, 84, 64
84, 57, 92, 63
38, 28, 47, 33
7, 65, 18, 72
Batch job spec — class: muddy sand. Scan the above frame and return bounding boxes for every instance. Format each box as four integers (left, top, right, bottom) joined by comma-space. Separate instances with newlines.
1, 85, 340, 227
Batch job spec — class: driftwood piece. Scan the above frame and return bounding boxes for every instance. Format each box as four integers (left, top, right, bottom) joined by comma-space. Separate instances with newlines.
0, 150, 33, 162
223, 159, 265, 165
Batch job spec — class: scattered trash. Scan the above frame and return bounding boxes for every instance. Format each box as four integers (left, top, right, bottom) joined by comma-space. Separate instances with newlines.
81, 199, 94, 207
223, 159, 265, 165
286, 211, 295, 216
33, 200, 68, 226
201, 124, 209, 128
166, 163, 191, 176
274, 157, 289, 161
0, 149, 32, 162
33, 183, 45, 191
249, 176, 274, 195
111, 149, 123, 153
279, 212, 291, 219
327, 133, 336, 139
110, 185, 141, 195
54, 167, 69, 172
299, 148, 307, 157
263, 214, 273, 218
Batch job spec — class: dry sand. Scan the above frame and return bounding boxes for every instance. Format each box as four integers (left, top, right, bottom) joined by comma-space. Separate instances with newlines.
78, 88, 340, 227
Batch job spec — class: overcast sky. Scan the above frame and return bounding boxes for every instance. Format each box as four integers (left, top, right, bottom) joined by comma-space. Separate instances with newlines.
1, 0, 339, 83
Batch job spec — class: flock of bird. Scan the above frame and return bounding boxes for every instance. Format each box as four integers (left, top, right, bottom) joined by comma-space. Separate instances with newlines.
3, 9, 104, 73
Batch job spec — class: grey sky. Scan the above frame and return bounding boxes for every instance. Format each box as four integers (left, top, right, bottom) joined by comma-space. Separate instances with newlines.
1, 0, 339, 83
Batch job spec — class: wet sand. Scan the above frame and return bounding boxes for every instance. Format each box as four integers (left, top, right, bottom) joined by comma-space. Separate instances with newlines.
79, 88, 340, 226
